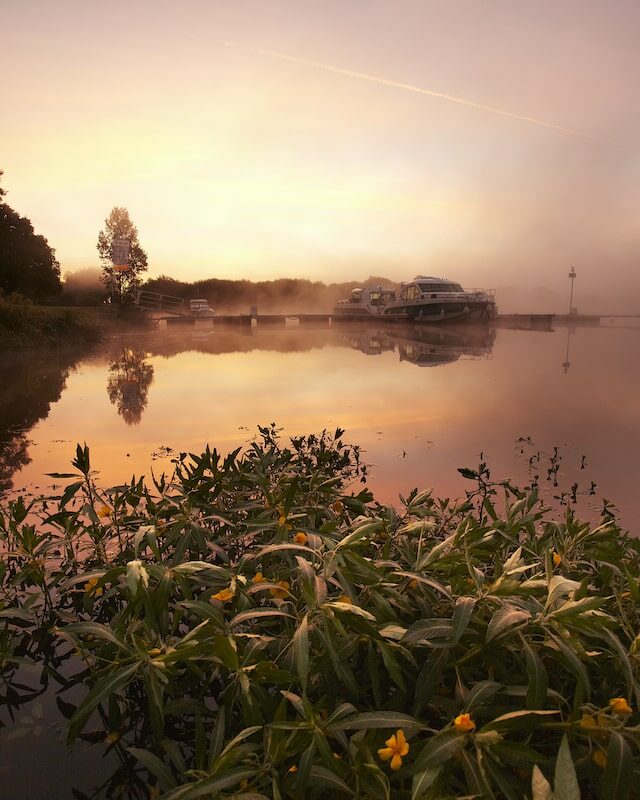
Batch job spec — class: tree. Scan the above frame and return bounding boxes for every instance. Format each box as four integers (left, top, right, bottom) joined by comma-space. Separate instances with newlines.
0, 171, 62, 301
97, 207, 148, 304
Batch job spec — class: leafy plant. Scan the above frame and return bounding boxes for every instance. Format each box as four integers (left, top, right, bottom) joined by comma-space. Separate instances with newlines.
1, 426, 639, 799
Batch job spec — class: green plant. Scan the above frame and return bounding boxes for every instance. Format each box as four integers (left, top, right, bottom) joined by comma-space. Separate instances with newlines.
1, 427, 638, 799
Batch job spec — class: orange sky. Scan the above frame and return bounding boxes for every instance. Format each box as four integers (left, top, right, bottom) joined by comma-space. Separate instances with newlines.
3, 1, 640, 305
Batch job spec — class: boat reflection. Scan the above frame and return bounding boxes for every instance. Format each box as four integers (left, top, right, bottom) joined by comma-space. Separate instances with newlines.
340, 325, 496, 366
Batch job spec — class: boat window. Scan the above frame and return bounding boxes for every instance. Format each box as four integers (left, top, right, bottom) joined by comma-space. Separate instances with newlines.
419, 282, 444, 293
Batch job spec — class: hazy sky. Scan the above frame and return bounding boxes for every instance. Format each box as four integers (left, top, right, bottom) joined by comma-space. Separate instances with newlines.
3, 0, 639, 305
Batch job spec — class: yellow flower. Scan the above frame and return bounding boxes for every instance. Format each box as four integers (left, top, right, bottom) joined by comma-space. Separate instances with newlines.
378, 729, 409, 771
552, 551, 562, 567
454, 713, 476, 733
337, 595, 352, 604
278, 514, 287, 526
253, 572, 266, 583
288, 765, 297, 773
609, 697, 632, 715
97, 505, 111, 518
593, 749, 607, 768
212, 586, 235, 602
331, 500, 344, 514
270, 580, 290, 599
579, 713, 597, 730
148, 647, 162, 657
84, 577, 103, 597
293, 532, 308, 545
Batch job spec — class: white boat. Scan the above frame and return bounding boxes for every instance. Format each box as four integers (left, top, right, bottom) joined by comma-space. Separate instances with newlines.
333, 286, 397, 316
334, 277, 496, 323
189, 298, 215, 316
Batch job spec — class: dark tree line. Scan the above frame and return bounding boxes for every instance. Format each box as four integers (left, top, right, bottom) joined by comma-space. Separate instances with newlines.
0, 171, 62, 301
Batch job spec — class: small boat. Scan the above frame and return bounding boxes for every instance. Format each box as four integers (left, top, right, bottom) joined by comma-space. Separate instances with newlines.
333, 286, 397, 316
333, 277, 496, 323
189, 298, 215, 316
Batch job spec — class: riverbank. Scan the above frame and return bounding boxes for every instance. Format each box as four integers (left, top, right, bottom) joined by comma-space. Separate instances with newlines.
0, 301, 152, 348
1, 427, 638, 799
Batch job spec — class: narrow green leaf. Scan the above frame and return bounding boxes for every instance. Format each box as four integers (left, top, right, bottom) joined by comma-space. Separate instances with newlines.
482, 709, 559, 731
486, 605, 531, 642
553, 735, 580, 800
229, 609, 294, 627
413, 729, 466, 772
308, 765, 353, 796
465, 680, 501, 712
523, 640, 548, 709
333, 711, 426, 732
68, 662, 139, 743
601, 731, 633, 800
547, 632, 591, 698
128, 747, 177, 790
413, 649, 449, 716
452, 596, 476, 643
293, 614, 309, 691
411, 766, 440, 800
157, 767, 256, 800
61, 621, 132, 653
335, 520, 383, 550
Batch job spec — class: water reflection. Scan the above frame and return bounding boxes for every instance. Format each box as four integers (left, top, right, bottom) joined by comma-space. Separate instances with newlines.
2, 325, 639, 533
106, 346, 154, 425
341, 325, 496, 366
0, 349, 85, 494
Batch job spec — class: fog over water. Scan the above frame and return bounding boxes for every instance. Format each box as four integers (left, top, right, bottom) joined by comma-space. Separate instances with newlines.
1, 322, 638, 531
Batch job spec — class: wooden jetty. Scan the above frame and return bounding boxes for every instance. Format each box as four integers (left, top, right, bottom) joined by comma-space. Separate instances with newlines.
155, 311, 639, 330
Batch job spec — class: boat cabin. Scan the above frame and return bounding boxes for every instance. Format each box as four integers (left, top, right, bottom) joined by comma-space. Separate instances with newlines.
399, 277, 465, 301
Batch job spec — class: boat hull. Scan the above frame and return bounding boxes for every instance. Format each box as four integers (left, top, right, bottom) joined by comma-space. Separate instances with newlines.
383, 299, 495, 323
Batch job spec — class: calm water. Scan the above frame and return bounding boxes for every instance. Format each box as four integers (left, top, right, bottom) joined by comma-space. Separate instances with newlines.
1, 320, 640, 798
1, 321, 639, 530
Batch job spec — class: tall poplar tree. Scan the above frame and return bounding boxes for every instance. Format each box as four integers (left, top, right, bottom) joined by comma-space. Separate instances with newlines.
97, 207, 148, 304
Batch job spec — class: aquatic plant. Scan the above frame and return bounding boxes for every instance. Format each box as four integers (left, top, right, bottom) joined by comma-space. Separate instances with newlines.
1, 425, 639, 799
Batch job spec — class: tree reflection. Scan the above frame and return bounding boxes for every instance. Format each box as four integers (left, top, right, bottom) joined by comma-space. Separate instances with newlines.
106, 347, 154, 425
0, 350, 82, 494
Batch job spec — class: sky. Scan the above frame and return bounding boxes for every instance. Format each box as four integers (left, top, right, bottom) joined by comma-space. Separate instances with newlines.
3, 0, 640, 309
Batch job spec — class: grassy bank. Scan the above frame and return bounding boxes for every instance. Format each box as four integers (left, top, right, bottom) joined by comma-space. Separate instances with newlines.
1, 427, 639, 799
0, 299, 104, 346
0, 300, 152, 347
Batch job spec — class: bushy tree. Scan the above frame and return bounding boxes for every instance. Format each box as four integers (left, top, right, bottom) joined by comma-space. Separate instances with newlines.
0, 170, 61, 301
97, 207, 148, 304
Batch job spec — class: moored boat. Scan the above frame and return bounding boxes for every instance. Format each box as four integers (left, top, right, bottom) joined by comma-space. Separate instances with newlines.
383, 276, 496, 323
333, 277, 496, 323
333, 286, 397, 316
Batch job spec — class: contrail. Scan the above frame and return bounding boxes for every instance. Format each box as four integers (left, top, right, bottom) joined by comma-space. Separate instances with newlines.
221, 41, 610, 144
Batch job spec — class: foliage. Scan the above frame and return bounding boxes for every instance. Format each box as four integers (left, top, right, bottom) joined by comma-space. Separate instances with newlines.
1, 426, 639, 799
0, 298, 102, 347
97, 207, 148, 304
0, 170, 62, 301
143, 274, 397, 315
